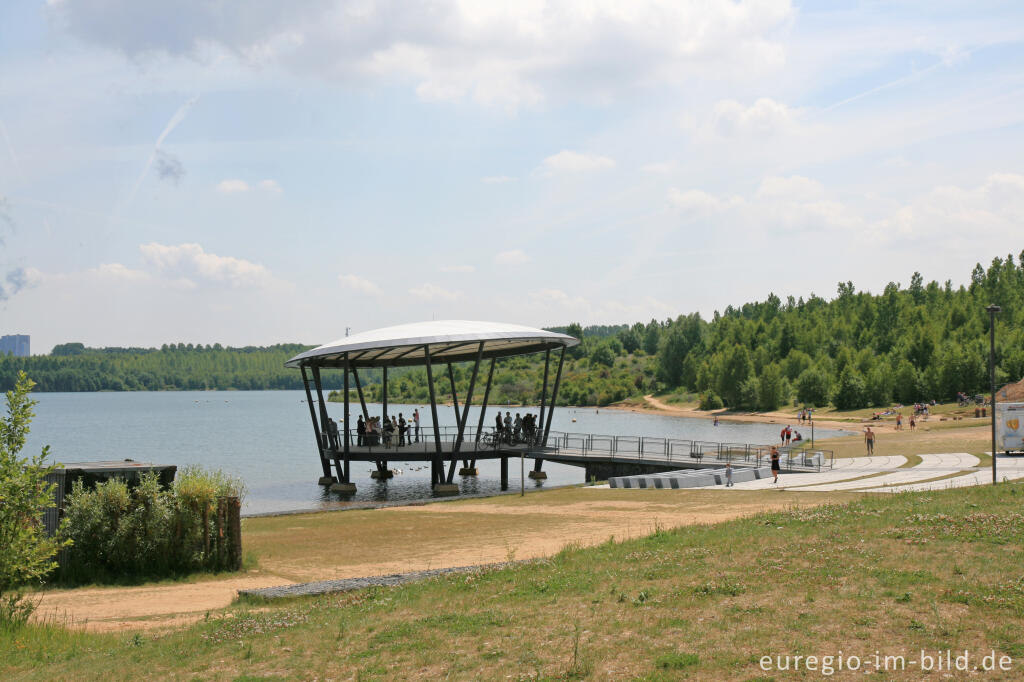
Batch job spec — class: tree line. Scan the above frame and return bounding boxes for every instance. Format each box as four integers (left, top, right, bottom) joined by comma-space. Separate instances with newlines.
4, 254, 1022, 411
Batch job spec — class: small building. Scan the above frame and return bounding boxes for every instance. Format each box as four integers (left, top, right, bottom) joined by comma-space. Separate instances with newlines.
43, 460, 177, 535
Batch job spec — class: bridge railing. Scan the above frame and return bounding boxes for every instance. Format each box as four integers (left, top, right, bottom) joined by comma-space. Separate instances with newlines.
319, 424, 833, 471
543, 430, 832, 472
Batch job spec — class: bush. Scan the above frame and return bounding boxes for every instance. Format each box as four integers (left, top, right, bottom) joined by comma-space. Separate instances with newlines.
0, 372, 68, 628
698, 392, 723, 410
59, 466, 245, 584
796, 367, 831, 407
832, 366, 868, 409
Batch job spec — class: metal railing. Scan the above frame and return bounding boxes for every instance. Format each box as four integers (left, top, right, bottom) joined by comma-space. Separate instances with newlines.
319, 425, 833, 471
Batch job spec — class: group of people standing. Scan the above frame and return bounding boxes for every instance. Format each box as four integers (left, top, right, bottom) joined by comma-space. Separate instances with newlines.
494, 411, 540, 444
779, 424, 803, 445
355, 409, 420, 448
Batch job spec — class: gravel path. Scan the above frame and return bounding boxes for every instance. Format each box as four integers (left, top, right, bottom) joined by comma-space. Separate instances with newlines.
238, 561, 520, 600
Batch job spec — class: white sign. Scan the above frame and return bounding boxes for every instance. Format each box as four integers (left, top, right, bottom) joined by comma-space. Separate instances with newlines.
996, 403, 1024, 452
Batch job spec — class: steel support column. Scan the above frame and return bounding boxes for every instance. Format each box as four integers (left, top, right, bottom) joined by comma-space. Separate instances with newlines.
475, 357, 497, 444
352, 367, 370, 421
301, 366, 331, 480
537, 348, 551, 445
424, 344, 443, 485
342, 354, 351, 482
382, 367, 388, 424
542, 347, 566, 443
313, 366, 344, 482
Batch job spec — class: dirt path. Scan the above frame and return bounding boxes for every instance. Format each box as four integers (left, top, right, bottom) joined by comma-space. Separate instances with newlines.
615, 394, 866, 431
33, 488, 846, 632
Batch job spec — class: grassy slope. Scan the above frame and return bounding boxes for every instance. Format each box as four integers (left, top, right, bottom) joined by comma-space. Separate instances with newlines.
5, 483, 1024, 680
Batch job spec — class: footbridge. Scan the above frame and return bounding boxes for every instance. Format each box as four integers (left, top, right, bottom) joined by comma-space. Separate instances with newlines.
316, 424, 834, 491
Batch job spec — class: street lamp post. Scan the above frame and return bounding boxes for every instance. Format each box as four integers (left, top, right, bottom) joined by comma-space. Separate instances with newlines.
987, 304, 1001, 485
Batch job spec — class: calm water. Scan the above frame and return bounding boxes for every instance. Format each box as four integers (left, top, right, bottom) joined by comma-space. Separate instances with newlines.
25, 391, 849, 514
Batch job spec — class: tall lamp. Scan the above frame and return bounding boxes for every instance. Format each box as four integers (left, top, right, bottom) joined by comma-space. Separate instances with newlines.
987, 304, 1001, 485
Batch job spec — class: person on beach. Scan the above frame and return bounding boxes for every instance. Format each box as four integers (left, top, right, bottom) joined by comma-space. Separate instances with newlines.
864, 426, 875, 455
725, 462, 734, 487
909, 415, 916, 431
713, 415, 719, 426
780, 426, 787, 445
770, 446, 781, 484
413, 409, 420, 442
896, 413, 902, 431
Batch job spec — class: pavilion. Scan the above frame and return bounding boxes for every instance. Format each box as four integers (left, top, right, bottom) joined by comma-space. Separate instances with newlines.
285, 320, 579, 493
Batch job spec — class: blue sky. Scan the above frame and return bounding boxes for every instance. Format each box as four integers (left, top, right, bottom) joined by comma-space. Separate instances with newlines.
2, 0, 1024, 353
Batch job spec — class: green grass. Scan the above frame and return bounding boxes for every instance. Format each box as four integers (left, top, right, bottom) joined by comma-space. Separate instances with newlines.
6, 484, 1024, 679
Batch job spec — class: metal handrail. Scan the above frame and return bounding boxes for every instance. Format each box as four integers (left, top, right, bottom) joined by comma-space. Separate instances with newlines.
318, 424, 832, 471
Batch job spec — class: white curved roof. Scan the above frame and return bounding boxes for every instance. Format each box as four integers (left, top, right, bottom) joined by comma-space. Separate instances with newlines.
285, 320, 579, 369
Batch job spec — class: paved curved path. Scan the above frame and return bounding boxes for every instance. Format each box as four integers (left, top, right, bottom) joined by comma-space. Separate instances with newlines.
716, 455, 907, 491
861, 454, 1024, 493
795, 453, 979, 492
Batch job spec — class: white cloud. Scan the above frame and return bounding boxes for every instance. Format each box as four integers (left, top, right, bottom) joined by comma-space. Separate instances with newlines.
139, 242, 281, 288
439, 264, 475, 273
49, 1, 794, 108
408, 282, 459, 301
641, 161, 677, 174
216, 178, 281, 194
216, 179, 250, 193
338, 273, 381, 295
481, 175, 514, 184
756, 175, 825, 201
258, 179, 282, 194
667, 188, 726, 214
540, 151, 615, 175
711, 97, 796, 137
90, 262, 149, 282
494, 249, 529, 266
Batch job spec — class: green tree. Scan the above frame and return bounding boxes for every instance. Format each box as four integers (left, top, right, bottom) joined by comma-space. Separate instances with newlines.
565, 323, 585, 359
796, 367, 831, 406
832, 366, 868, 409
757, 364, 786, 411
0, 372, 67, 625
718, 345, 754, 407
589, 343, 616, 368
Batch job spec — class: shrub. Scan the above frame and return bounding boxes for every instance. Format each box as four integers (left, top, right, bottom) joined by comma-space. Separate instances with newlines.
59, 466, 245, 584
698, 392, 723, 410
0, 372, 68, 628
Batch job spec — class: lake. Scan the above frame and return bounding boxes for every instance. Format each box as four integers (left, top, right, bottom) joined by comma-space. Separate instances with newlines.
25, 391, 850, 514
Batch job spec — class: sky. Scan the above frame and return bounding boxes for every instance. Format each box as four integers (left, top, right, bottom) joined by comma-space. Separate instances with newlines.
2, 0, 1024, 354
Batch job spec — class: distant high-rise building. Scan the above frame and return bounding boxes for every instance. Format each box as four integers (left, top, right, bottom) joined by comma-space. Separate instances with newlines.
0, 334, 30, 357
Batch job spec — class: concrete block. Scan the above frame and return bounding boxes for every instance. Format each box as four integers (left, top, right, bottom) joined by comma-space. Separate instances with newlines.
459, 467, 479, 476
528, 470, 548, 480
370, 470, 393, 480
433, 483, 460, 495
329, 482, 357, 493
317, 476, 336, 486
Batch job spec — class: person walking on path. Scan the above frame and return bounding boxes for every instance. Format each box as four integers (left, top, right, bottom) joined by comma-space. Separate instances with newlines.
725, 462, 734, 487
864, 426, 875, 455
770, 447, 781, 484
